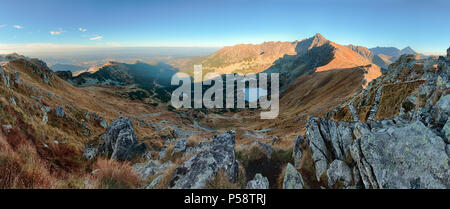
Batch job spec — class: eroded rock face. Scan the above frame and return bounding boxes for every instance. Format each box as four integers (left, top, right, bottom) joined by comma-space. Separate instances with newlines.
282, 163, 304, 189
95, 116, 146, 161
327, 160, 353, 188
292, 136, 303, 169
134, 160, 173, 180
246, 173, 269, 189
170, 131, 238, 189
171, 138, 186, 156
351, 121, 450, 189
305, 117, 354, 181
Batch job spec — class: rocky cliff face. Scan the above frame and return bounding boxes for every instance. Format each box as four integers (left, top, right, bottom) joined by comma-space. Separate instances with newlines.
296, 47, 450, 189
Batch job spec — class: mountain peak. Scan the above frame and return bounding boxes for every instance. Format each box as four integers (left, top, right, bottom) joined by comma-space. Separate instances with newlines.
311, 33, 328, 43
401, 46, 416, 54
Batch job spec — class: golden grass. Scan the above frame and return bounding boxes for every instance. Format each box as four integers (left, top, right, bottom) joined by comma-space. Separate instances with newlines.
90, 158, 142, 189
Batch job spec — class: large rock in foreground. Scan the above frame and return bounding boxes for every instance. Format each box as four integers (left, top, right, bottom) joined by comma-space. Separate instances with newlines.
246, 173, 269, 189
282, 163, 304, 189
96, 116, 146, 161
170, 131, 239, 189
351, 121, 450, 189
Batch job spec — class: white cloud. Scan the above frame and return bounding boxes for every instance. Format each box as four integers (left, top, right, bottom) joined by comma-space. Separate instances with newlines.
90, 35, 103, 41
13, 25, 23, 29
79, 27, 87, 32
49, 29, 66, 35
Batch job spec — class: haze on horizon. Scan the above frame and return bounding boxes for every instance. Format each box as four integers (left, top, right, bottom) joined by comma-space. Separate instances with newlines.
0, 0, 449, 56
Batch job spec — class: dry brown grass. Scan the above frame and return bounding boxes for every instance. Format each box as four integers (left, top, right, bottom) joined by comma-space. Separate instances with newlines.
205, 170, 241, 189
375, 81, 424, 120
153, 164, 177, 189
0, 132, 53, 189
90, 158, 142, 189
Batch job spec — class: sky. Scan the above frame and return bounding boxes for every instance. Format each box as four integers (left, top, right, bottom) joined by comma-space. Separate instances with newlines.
0, 0, 449, 55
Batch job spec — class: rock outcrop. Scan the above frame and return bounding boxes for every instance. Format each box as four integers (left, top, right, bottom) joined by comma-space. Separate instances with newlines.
292, 136, 303, 169
351, 121, 449, 189
305, 117, 354, 180
326, 160, 353, 187
299, 49, 450, 189
84, 116, 146, 161
169, 131, 239, 189
246, 173, 269, 189
282, 163, 304, 189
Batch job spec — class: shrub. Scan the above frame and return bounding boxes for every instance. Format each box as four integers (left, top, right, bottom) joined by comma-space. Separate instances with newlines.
205, 170, 240, 189
91, 158, 142, 189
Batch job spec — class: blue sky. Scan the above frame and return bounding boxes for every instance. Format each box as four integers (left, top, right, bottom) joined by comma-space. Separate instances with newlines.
0, 0, 449, 54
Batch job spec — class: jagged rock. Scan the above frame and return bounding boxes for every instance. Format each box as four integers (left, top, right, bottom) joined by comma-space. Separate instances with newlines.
170, 131, 238, 189
146, 175, 163, 189
134, 160, 173, 180
171, 138, 186, 156
434, 94, 450, 124
367, 84, 384, 121
251, 141, 273, 159
10, 97, 16, 105
0, 66, 10, 88
351, 121, 450, 189
159, 146, 168, 160
282, 163, 304, 189
55, 106, 64, 117
100, 117, 108, 129
443, 119, 450, 143
42, 112, 48, 124
246, 173, 269, 189
13, 72, 21, 85
305, 117, 353, 181
97, 117, 146, 161
446, 144, 450, 157
353, 166, 363, 188
271, 136, 279, 145
83, 143, 98, 160
326, 160, 353, 188
292, 135, 303, 169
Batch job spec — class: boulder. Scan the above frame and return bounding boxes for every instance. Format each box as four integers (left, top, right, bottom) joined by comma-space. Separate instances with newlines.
292, 135, 303, 169
170, 131, 239, 189
99, 117, 108, 129
305, 117, 354, 181
171, 138, 186, 156
146, 175, 163, 189
55, 106, 64, 117
83, 143, 98, 160
351, 121, 450, 189
159, 146, 168, 160
443, 119, 450, 143
97, 117, 146, 161
326, 160, 353, 188
246, 173, 269, 189
134, 160, 173, 180
434, 94, 450, 124
10, 97, 16, 105
282, 163, 304, 189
